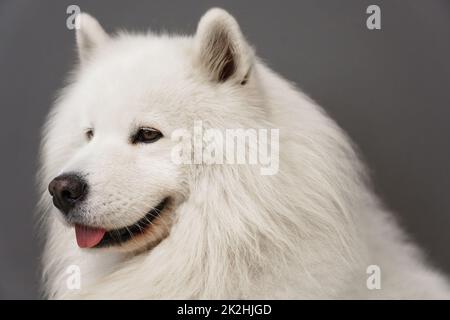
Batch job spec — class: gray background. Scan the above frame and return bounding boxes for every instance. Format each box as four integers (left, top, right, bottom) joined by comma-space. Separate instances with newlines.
0, 0, 449, 299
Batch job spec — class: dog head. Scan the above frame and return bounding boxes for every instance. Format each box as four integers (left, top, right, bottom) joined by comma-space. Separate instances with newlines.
44, 9, 261, 252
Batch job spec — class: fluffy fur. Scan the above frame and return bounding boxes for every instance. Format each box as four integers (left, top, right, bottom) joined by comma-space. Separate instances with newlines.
39, 8, 450, 299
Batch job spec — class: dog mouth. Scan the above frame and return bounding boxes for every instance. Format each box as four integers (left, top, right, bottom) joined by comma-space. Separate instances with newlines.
74, 197, 170, 249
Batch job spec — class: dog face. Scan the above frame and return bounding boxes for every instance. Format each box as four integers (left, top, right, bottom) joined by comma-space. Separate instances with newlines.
45, 9, 257, 252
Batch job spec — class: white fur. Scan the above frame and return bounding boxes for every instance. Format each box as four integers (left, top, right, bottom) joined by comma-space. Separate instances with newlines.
38, 8, 450, 299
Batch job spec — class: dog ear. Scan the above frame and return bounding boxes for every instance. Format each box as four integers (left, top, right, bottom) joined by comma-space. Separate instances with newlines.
75, 13, 109, 64
194, 8, 254, 84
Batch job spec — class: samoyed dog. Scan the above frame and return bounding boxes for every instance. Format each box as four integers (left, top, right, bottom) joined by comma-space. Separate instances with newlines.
39, 8, 450, 299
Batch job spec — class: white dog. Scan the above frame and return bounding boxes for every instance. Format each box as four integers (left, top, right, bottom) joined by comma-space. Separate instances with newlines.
39, 8, 450, 299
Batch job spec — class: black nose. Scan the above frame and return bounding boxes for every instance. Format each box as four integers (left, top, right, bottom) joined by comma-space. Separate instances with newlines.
48, 174, 88, 215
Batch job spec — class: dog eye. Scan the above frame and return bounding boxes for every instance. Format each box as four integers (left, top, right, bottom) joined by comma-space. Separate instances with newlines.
132, 128, 163, 144
85, 129, 94, 140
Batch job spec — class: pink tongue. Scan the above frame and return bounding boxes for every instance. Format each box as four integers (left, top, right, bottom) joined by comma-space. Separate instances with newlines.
75, 224, 106, 248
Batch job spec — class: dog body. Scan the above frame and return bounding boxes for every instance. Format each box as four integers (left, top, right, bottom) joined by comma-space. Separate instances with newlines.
39, 9, 450, 299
